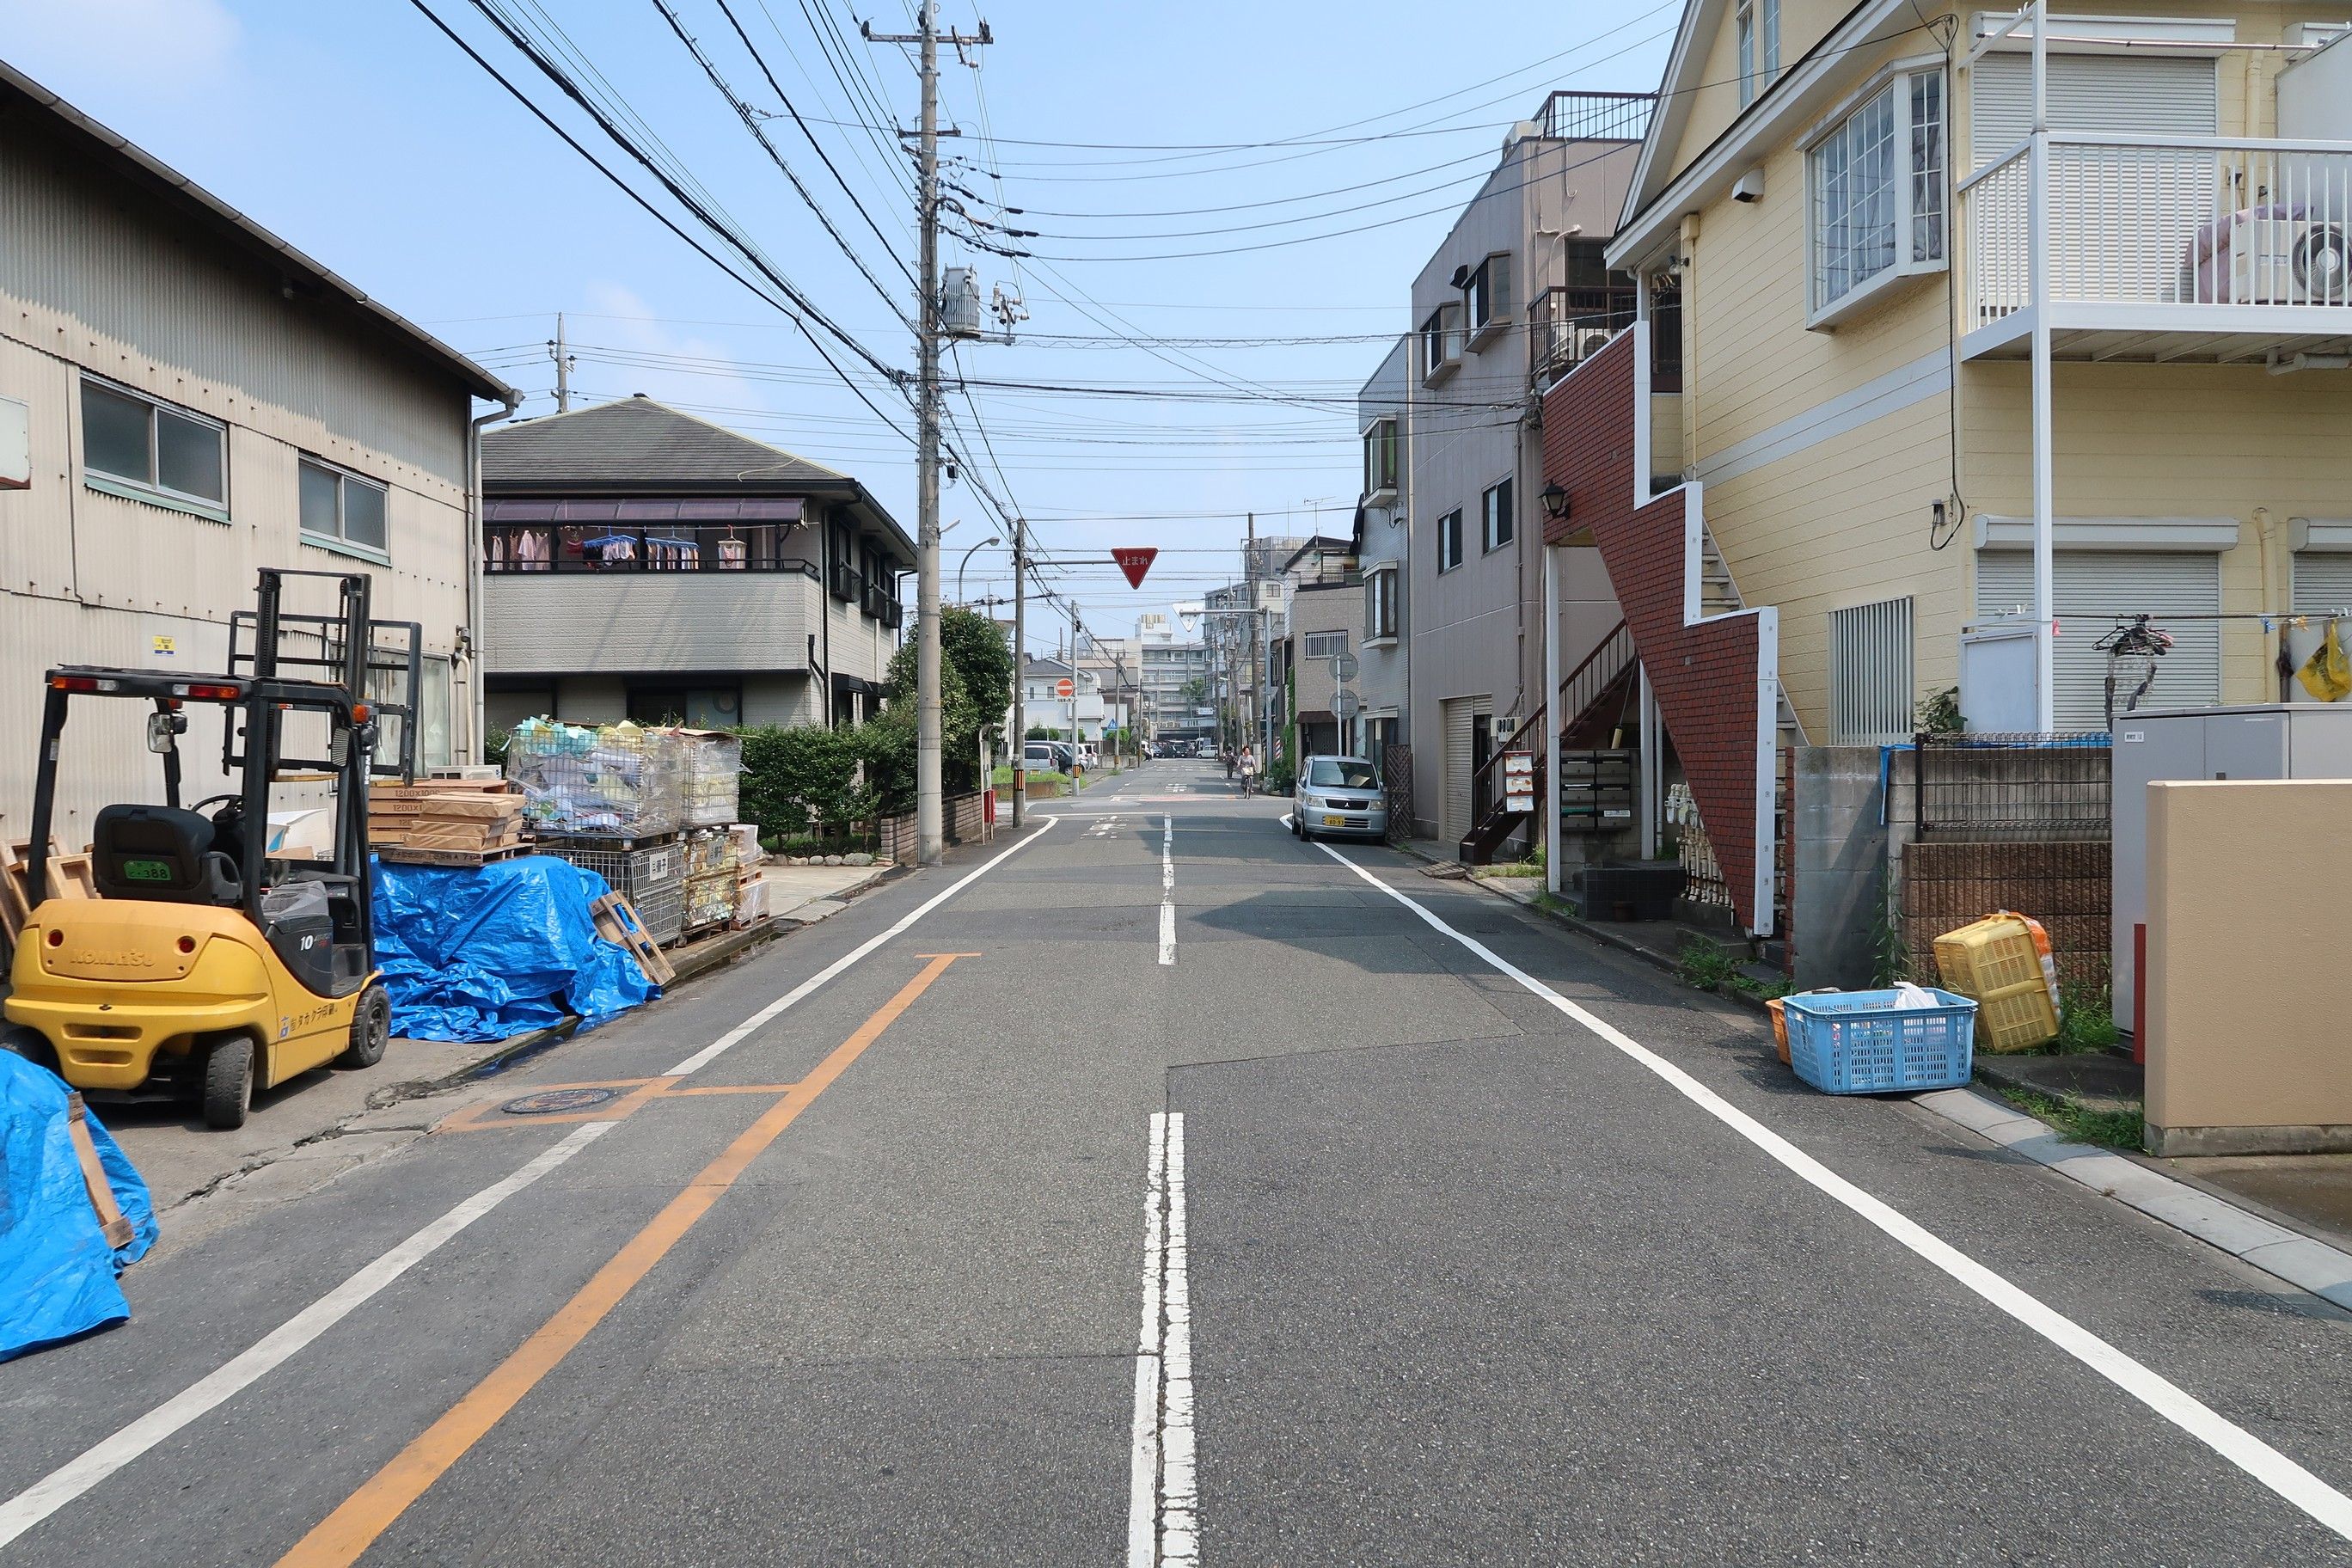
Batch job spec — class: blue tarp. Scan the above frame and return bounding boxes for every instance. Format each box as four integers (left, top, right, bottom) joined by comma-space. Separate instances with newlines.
2, 1052, 157, 1362
371, 855, 658, 1043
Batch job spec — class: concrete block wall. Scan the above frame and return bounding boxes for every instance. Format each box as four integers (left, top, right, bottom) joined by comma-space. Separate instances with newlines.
1788, 746, 1888, 989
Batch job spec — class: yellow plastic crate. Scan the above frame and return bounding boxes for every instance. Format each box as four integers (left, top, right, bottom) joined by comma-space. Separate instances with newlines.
1932, 912, 2061, 1053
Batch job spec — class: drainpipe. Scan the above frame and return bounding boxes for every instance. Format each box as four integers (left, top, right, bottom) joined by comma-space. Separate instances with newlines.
466, 390, 522, 764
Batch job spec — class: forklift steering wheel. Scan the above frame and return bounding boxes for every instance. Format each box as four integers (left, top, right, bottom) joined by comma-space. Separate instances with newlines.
190, 793, 242, 813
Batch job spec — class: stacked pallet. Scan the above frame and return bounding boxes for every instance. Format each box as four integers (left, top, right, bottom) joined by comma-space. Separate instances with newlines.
370, 780, 530, 867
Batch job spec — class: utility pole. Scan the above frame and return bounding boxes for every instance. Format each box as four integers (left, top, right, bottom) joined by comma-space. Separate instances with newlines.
867, 5, 990, 866
548, 312, 573, 413
1009, 522, 1025, 829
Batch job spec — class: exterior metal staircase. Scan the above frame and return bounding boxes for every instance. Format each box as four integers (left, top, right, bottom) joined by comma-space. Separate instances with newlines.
1458, 621, 1638, 864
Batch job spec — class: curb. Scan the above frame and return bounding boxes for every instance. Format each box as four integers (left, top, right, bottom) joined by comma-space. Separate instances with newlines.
1917, 1087, 2352, 1314
1446, 854, 1776, 1018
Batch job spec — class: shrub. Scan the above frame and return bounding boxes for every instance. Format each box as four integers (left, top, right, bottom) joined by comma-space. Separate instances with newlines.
736, 724, 871, 842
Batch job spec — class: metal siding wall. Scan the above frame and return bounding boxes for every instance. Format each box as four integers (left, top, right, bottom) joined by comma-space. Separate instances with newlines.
0, 131, 469, 485
482, 575, 820, 675
0, 132, 479, 841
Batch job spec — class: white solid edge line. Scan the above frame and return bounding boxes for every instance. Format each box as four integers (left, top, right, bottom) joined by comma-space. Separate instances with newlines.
1126, 1113, 1168, 1568
0, 820, 1066, 1550
1313, 840, 2352, 1544
664, 816, 1061, 1075
0, 1121, 614, 1549
1159, 1112, 1199, 1566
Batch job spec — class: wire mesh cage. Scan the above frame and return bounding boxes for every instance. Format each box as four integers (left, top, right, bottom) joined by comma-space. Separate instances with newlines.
671, 730, 743, 829
504, 720, 685, 839
541, 839, 684, 947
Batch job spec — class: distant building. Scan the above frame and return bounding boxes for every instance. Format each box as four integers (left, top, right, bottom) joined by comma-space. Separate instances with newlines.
478, 397, 911, 732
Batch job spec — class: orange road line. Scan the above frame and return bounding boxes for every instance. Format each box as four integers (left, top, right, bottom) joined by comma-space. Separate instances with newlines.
273, 952, 970, 1567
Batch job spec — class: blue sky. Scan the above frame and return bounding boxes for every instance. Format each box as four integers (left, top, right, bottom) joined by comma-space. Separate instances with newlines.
0, 0, 1673, 650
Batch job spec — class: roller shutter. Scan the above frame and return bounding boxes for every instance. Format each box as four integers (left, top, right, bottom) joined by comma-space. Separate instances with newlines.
1441, 697, 1477, 842
1969, 54, 2217, 162
1975, 550, 2221, 729
2293, 551, 2352, 615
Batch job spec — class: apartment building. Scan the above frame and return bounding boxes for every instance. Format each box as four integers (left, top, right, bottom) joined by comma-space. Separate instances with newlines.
1353, 338, 1413, 769
1539, 0, 2352, 934
1399, 91, 1650, 851
0, 62, 516, 847
479, 397, 910, 732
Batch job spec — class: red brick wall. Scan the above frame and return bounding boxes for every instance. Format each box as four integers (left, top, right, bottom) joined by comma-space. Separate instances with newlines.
1541, 333, 1769, 930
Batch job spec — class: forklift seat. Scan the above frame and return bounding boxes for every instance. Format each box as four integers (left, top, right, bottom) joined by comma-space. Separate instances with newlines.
91, 804, 243, 906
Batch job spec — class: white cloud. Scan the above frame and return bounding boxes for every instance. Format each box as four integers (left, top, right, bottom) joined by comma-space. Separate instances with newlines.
0, 0, 242, 98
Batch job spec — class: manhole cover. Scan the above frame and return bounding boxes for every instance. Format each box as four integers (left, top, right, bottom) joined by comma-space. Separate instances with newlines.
500, 1087, 623, 1117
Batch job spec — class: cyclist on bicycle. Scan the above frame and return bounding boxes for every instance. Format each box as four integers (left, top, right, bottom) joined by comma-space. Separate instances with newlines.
1238, 744, 1258, 797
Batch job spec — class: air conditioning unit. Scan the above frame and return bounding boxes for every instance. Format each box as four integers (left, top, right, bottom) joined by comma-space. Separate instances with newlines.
1573, 324, 1616, 361
2226, 214, 2350, 304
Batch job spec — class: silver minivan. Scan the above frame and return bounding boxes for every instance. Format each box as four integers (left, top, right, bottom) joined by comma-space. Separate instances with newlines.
1290, 754, 1387, 842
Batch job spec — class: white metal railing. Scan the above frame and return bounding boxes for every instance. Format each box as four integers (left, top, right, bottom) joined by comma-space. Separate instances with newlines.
1963, 133, 2352, 328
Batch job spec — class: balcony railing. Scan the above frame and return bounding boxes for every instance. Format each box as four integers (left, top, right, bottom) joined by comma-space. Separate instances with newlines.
485, 520, 817, 576
1962, 133, 2352, 329
1536, 90, 1654, 144
1528, 285, 1637, 390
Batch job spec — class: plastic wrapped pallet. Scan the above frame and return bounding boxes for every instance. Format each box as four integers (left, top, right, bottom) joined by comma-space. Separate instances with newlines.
732, 873, 769, 928
726, 822, 764, 868
684, 868, 737, 932
671, 729, 743, 829
505, 719, 683, 839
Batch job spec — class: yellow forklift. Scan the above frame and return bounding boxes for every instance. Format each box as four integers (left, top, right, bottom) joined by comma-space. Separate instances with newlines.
3, 569, 420, 1129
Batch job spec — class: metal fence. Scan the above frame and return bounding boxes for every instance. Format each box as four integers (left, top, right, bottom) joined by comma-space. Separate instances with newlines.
1902, 732, 2113, 994
1383, 744, 1413, 845
1912, 731, 2110, 841
1537, 90, 1654, 144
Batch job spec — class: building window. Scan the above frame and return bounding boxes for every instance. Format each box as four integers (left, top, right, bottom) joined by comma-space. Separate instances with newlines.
1363, 417, 1399, 497
1811, 70, 1945, 315
1828, 597, 1914, 744
1419, 304, 1460, 381
80, 378, 226, 514
1437, 509, 1464, 573
1302, 630, 1348, 659
1365, 563, 1400, 641
298, 456, 389, 554
1464, 253, 1512, 342
1481, 478, 1514, 553
1736, 0, 1779, 107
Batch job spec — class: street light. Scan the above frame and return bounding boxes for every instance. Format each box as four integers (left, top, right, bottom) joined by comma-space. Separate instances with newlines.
957, 535, 1001, 603
1540, 481, 1571, 523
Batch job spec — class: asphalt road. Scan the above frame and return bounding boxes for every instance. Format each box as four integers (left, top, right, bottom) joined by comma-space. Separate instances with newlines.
6, 759, 2352, 1565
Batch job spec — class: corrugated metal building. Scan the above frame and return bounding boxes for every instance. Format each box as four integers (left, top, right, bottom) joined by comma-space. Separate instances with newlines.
0, 62, 516, 851
478, 397, 913, 732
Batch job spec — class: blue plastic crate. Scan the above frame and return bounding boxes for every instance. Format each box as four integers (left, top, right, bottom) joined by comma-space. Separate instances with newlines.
1784, 988, 1976, 1094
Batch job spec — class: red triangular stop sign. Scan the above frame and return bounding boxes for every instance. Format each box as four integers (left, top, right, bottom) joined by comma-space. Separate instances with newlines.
1112, 547, 1159, 590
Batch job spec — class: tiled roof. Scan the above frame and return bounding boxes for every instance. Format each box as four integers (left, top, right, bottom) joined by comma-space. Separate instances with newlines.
485, 396, 846, 491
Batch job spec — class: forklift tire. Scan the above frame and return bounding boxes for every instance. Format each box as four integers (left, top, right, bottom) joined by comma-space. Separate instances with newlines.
339, 986, 389, 1070
2, 1025, 59, 1075
200, 1034, 254, 1130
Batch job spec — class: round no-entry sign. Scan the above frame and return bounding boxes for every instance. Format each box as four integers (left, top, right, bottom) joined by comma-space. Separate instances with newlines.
1056, 678, 1075, 698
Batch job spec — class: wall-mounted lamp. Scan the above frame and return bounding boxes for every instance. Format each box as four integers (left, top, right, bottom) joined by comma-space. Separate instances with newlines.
1540, 481, 1571, 522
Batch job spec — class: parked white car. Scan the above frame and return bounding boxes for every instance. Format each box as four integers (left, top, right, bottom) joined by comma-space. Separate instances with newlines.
1291, 755, 1387, 842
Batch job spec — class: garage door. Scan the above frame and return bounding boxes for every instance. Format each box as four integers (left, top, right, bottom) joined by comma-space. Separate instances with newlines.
1975, 551, 2221, 729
